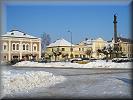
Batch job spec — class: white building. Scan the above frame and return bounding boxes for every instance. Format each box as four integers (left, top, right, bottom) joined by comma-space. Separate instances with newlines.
0, 30, 41, 63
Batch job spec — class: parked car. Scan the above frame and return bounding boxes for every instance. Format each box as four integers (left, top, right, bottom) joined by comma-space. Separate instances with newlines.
129, 58, 133, 62
38, 58, 47, 63
10, 58, 19, 64
89, 58, 97, 62
70, 58, 82, 63
112, 57, 130, 63
81, 58, 90, 61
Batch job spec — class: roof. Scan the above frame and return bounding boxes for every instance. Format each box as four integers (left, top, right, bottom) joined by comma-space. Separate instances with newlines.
79, 37, 107, 45
47, 38, 74, 47
117, 37, 133, 43
1, 30, 40, 39
80, 39, 93, 45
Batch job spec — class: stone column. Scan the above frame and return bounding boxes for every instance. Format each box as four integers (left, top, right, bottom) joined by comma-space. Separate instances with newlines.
20, 41, 22, 60
30, 41, 33, 60
8, 39, 11, 61
39, 41, 41, 59
113, 14, 117, 43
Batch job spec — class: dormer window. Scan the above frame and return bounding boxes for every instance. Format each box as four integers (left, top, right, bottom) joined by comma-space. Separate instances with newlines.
11, 33, 14, 35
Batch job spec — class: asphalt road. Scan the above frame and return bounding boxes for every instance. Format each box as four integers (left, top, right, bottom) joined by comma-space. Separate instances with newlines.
1, 66, 132, 99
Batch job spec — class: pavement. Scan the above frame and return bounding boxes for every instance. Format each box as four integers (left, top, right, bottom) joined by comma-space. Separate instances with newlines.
1, 66, 132, 99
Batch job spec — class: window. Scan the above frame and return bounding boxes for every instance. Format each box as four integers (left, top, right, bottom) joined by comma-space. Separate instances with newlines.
79, 48, 81, 51
4, 56, 7, 59
16, 44, 19, 50
62, 48, 65, 51
11, 32, 14, 35
33, 44, 37, 51
4, 45, 6, 50
82, 48, 84, 51
72, 48, 73, 51
13, 44, 15, 50
75, 55, 79, 58
23, 44, 25, 50
3, 42, 8, 51
70, 48, 73, 51
83, 55, 86, 58
34, 46, 36, 51
26, 44, 29, 50
57, 48, 59, 51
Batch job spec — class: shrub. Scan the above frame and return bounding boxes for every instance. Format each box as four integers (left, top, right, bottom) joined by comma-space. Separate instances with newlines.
77, 61, 88, 64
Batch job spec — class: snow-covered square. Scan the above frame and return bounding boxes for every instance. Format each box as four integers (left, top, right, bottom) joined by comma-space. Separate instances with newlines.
1, 60, 132, 99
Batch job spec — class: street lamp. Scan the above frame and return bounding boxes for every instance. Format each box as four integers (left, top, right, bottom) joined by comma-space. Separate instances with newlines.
67, 30, 73, 58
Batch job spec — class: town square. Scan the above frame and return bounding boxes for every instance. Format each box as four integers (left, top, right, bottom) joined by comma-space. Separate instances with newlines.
0, 0, 132, 99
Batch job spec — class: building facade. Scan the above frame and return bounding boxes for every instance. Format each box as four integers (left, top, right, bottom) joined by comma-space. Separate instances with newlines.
117, 37, 133, 58
0, 30, 41, 63
79, 38, 107, 59
45, 38, 107, 61
45, 38, 74, 61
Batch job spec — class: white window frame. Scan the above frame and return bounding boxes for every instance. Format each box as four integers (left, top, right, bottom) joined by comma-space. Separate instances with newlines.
12, 43, 16, 51
33, 43, 37, 52
26, 43, 29, 51
22, 43, 26, 51
4, 55, 7, 60
3, 42, 8, 51
16, 43, 19, 51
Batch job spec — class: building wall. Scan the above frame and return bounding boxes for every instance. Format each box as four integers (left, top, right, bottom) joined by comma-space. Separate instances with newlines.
119, 41, 133, 57
91, 38, 107, 59
1, 37, 41, 63
45, 38, 108, 61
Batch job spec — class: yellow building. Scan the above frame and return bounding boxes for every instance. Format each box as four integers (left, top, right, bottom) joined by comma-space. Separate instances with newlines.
45, 37, 107, 61
117, 37, 133, 58
0, 30, 41, 63
45, 38, 74, 61
78, 38, 107, 59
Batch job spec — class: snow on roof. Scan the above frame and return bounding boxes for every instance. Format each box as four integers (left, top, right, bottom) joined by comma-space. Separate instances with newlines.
47, 38, 74, 47
80, 39, 93, 45
1, 30, 40, 39
95, 37, 105, 41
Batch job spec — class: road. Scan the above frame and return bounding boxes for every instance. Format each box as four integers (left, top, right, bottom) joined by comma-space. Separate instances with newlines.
1, 66, 132, 99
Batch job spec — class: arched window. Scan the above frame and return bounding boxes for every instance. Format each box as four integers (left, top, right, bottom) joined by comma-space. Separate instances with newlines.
26, 44, 29, 50
3, 42, 8, 51
33, 44, 37, 51
16, 44, 19, 50
23, 44, 25, 50
13, 44, 15, 50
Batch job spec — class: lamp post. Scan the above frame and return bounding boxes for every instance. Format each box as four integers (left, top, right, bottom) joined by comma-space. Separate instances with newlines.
68, 30, 73, 58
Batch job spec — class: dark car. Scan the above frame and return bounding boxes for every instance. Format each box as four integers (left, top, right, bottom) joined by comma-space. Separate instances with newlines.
70, 58, 82, 63
81, 58, 90, 60
38, 58, 47, 63
112, 57, 130, 63
10, 58, 19, 64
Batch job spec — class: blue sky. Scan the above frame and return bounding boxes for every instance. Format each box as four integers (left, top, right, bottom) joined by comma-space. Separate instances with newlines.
6, 2, 131, 43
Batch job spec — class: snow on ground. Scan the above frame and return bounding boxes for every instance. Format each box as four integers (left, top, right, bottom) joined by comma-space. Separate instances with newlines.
13, 60, 132, 69
1, 69, 66, 97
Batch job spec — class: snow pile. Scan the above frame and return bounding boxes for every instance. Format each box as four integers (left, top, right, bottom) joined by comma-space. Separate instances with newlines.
83, 60, 132, 69
13, 60, 132, 69
1, 70, 66, 96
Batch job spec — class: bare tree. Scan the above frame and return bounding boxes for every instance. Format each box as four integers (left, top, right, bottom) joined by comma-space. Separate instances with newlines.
41, 32, 51, 50
97, 44, 113, 62
113, 44, 122, 58
85, 49, 92, 58
53, 50, 62, 61
62, 53, 69, 61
